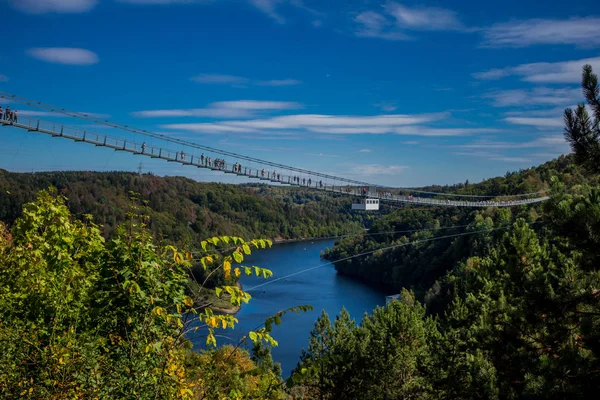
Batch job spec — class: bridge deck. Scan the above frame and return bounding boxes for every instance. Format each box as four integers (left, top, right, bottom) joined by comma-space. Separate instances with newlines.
0, 119, 549, 208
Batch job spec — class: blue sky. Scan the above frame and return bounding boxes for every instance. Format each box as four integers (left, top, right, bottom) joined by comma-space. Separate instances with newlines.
1, 0, 599, 187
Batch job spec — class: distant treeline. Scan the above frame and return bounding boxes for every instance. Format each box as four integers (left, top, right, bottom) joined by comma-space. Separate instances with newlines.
0, 170, 374, 247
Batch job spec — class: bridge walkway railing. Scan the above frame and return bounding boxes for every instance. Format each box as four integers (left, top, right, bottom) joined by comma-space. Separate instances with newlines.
0, 118, 549, 208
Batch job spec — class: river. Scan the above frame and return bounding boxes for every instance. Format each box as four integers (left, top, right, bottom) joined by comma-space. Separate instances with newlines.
190, 240, 388, 377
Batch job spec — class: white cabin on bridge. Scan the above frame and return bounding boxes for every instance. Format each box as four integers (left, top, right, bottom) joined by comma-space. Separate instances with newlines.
352, 198, 379, 211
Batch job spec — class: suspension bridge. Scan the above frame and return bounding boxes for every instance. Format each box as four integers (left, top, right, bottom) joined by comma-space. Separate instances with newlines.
0, 92, 550, 208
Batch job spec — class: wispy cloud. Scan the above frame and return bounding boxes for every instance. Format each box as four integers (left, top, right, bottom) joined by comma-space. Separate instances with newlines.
481, 18, 600, 48
454, 151, 532, 163
359, 149, 372, 153
474, 56, 600, 83
26, 48, 99, 66
403, 140, 419, 145
454, 136, 567, 151
503, 117, 565, 129
249, 0, 285, 24
132, 100, 302, 119
306, 152, 342, 158
452, 136, 568, 163
248, 0, 321, 24
393, 126, 499, 136
484, 87, 581, 107
160, 113, 498, 137
374, 102, 397, 112
191, 74, 249, 85
191, 74, 302, 87
354, 2, 465, 41
354, 11, 410, 41
384, 2, 464, 31
0, 74, 8, 82
9, 0, 97, 13
351, 164, 409, 176
256, 79, 302, 86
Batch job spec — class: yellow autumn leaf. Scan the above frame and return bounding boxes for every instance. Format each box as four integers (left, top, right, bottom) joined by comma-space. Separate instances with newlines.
234, 267, 241, 278
223, 260, 232, 280
184, 297, 194, 307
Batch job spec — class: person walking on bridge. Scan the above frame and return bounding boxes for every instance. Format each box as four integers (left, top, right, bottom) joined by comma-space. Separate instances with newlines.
13, 110, 17, 123
5, 106, 11, 122
0, 106, 3, 121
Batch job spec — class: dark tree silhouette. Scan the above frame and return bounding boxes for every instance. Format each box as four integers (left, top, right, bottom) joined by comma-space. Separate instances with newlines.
564, 64, 600, 173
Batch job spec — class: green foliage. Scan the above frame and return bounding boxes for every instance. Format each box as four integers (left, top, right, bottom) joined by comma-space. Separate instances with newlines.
291, 292, 438, 399
0, 190, 291, 399
564, 65, 600, 174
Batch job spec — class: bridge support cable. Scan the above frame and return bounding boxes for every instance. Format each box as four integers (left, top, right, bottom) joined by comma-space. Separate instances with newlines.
0, 118, 549, 207
0, 92, 550, 206
245, 223, 543, 292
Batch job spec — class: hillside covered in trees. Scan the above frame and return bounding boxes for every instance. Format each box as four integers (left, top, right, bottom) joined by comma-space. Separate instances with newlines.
323, 153, 600, 294
0, 171, 370, 245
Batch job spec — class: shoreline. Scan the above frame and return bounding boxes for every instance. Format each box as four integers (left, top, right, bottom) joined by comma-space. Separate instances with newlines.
210, 281, 243, 315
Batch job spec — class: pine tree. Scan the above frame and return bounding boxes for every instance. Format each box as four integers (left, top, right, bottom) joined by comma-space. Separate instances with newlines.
564, 65, 600, 174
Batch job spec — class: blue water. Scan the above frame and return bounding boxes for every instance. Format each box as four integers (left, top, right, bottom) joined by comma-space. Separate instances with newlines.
189, 240, 387, 377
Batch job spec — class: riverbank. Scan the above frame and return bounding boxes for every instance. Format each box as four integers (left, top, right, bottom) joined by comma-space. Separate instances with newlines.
196, 282, 243, 315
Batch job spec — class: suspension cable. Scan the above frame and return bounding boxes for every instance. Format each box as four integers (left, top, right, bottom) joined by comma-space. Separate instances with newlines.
0, 91, 548, 199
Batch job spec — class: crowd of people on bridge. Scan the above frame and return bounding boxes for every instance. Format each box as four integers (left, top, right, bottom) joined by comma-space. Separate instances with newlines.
131, 144, 542, 207
0, 106, 18, 123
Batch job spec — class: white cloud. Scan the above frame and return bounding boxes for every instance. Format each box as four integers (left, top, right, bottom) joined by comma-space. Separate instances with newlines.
248, 0, 321, 24
159, 113, 499, 137
374, 102, 397, 112
474, 56, 600, 83
403, 140, 418, 145
455, 136, 567, 151
393, 126, 499, 136
256, 79, 302, 86
484, 87, 581, 107
351, 164, 409, 176
453, 136, 569, 163
481, 18, 600, 48
191, 74, 302, 87
384, 2, 464, 31
503, 117, 565, 128
249, 0, 285, 24
359, 149, 372, 153
0, 74, 8, 82
132, 100, 301, 119
191, 74, 249, 85
354, 2, 465, 40
26, 48, 99, 66
9, 0, 97, 13
354, 11, 410, 41
306, 152, 342, 158
454, 151, 532, 163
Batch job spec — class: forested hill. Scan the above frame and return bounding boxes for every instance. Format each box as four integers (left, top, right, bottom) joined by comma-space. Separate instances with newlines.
323, 153, 600, 294
0, 170, 370, 245
413, 153, 589, 196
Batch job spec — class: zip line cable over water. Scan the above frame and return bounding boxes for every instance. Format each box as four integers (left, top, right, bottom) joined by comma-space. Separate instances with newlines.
189, 223, 498, 256
0, 91, 547, 200
245, 223, 533, 292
